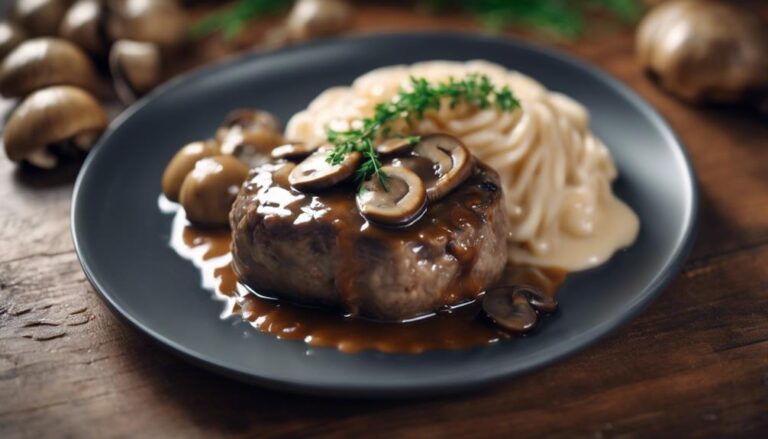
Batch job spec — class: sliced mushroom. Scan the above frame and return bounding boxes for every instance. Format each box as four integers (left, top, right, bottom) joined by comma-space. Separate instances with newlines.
0, 37, 104, 98
356, 165, 426, 226
59, 0, 108, 56
517, 286, 558, 313
375, 137, 417, 155
272, 161, 297, 188
179, 155, 249, 227
288, 147, 360, 191
161, 139, 220, 202
109, 39, 161, 105
270, 142, 319, 161
285, 0, 352, 42
482, 286, 539, 333
3, 85, 108, 169
0, 21, 26, 61
106, 0, 187, 48
412, 134, 472, 202
11, 0, 69, 37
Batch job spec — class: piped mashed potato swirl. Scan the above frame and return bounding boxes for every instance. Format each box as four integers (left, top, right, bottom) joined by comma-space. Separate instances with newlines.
285, 60, 639, 270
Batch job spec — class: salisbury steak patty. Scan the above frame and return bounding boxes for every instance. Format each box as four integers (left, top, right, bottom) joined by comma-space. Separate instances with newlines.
230, 161, 509, 321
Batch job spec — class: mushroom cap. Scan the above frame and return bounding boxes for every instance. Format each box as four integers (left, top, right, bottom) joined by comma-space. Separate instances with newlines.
289, 147, 361, 191
270, 142, 319, 161
3, 85, 108, 162
179, 155, 249, 227
12, 0, 69, 37
0, 21, 27, 60
109, 39, 162, 104
0, 37, 102, 98
106, 0, 187, 48
637, 0, 768, 102
59, 0, 108, 56
356, 165, 427, 226
286, 0, 352, 41
411, 134, 473, 202
216, 108, 282, 140
161, 139, 220, 202
215, 109, 285, 167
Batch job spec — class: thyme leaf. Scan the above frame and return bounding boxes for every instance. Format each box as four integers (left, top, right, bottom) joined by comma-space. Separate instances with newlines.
325, 74, 519, 188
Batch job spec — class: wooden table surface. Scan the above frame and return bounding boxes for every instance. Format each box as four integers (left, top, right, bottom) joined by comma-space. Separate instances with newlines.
2, 4, 767, 438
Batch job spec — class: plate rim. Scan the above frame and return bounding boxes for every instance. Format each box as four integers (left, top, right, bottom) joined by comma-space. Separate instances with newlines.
71, 31, 699, 397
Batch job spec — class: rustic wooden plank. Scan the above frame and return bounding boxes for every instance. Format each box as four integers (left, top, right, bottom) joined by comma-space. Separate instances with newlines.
1, 3, 767, 438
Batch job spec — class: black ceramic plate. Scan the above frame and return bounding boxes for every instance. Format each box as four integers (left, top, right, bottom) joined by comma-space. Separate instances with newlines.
72, 33, 697, 396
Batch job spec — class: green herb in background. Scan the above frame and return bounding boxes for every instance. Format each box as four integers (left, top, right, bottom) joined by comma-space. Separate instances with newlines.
326, 74, 520, 189
193, 0, 642, 40
422, 0, 642, 38
191, 0, 291, 40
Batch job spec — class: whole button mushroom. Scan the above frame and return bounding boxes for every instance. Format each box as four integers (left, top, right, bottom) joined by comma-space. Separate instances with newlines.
106, 0, 187, 48
637, 0, 768, 104
0, 22, 27, 61
216, 108, 282, 145
216, 109, 284, 167
109, 39, 162, 105
3, 85, 108, 169
284, 0, 352, 42
59, 0, 108, 56
411, 134, 472, 202
0, 38, 103, 98
179, 155, 249, 227
11, 0, 69, 37
288, 147, 361, 191
356, 165, 427, 226
161, 140, 220, 202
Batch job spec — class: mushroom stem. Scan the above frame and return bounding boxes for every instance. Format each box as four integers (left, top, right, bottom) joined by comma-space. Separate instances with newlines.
25, 149, 58, 169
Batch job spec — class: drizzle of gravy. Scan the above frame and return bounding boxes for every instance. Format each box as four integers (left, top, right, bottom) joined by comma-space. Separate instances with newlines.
163, 198, 566, 354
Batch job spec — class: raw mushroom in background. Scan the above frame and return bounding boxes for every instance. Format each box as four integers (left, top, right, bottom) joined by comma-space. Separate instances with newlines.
109, 39, 162, 105
0, 37, 105, 98
637, 0, 768, 109
106, 0, 188, 48
3, 85, 108, 169
59, 0, 109, 56
0, 0, 188, 170
10, 0, 70, 37
0, 21, 26, 60
266, 0, 352, 48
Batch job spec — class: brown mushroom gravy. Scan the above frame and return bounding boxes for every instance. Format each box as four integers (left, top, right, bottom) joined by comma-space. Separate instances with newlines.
164, 200, 566, 354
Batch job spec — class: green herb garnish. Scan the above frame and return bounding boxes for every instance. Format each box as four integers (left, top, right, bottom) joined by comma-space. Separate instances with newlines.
325, 74, 519, 189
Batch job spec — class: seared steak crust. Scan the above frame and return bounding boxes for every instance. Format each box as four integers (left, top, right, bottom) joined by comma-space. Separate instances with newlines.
230, 161, 509, 321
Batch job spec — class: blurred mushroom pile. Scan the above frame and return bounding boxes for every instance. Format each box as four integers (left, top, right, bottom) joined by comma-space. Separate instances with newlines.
0, 0, 356, 171
1, 0, 188, 170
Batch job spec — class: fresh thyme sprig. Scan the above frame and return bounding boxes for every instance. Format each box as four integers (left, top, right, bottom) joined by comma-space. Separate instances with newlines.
325, 74, 520, 189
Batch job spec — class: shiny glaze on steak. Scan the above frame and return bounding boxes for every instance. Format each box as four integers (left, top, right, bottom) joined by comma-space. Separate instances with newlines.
230, 160, 509, 320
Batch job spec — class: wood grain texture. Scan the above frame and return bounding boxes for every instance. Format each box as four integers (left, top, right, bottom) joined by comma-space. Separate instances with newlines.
2, 3, 768, 438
